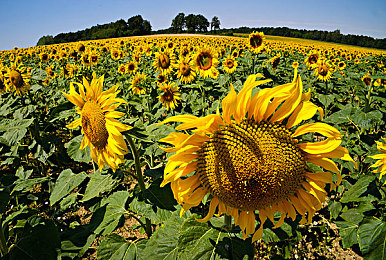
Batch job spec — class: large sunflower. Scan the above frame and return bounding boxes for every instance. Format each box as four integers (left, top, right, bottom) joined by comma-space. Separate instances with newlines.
248, 31, 265, 53
158, 70, 355, 242
63, 72, 131, 171
194, 48, 219, 79
369, 137, 386, 183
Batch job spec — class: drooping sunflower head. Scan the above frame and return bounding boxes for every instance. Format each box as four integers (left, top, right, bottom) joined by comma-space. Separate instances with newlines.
4, 62, 31, 95
130, 73, 147, 95
361, 74, 372, 86
248, 31, 265, 53
153, 50, 176, 75
369, 137, 386, 183
63, 72, 131, 171
158, 82, 181, 111
313, 59, 333, 82
174, 57, 196, 84
305, 51, 320, 68
158, 70, 355, 242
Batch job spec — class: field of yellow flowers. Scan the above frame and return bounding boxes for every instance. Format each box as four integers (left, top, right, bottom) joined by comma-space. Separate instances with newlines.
0, 33, 385, 259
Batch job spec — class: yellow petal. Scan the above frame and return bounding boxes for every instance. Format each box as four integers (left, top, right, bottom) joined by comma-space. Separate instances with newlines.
196, 197, 219, 223
292, 122, 342, 138
222, 84, 237, 124
298, 138, 342, 154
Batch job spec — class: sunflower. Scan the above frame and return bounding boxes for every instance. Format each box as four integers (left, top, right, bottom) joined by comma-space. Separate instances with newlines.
81, 52, 91, 66
248, 31, 265, 53
39, 52, 50, 62
337, 61, 346, 70
361, 74, 372, 86
304, 51, 320, 68
130, 73, 147, 95
158, 82, 181, 111
222, 55, 238, 74
156, 74, 167, 85
153, 50, 176, 75
174, 57, 196, 84
118, 64, 127, 75
45, 65, 57, 79
194, 48, 219, 79
63, 72, 131, 171
89, 50, 100, 66
126, 61, 137, 75
313, 59, 334, 82
292, 61, 299, 69
369, 137, 386, 183
111, 48, 122, 61
158, 70, 354, 242
4, 62, 31, 95
0, 70, 7, 94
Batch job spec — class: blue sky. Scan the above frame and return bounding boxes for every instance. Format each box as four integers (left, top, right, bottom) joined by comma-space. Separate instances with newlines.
0, 0, 385, 51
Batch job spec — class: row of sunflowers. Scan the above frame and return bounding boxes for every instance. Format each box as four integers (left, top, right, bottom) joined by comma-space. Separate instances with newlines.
0, 32, 385, 259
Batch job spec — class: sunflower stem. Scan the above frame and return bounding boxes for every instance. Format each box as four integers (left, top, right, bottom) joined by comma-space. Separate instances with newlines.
0, 217, 8, 257
126, 135, 153, 237
223, 215, 232, 231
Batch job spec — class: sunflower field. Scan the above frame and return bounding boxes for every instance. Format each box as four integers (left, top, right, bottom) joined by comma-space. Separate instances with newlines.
0, 33, 385, 260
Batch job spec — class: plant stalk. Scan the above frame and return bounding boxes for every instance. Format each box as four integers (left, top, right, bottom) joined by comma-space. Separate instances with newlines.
0, 217, 8, 257
126, 135, 152, 237
223, 214, 232, 231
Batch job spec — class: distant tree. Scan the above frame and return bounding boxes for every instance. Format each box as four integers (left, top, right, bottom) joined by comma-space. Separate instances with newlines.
143, 20, 152, 35
185, 14, 198, 32
210, 16, 220, 32
196, 14, 209, 32
37, 35, 55, 46
171, 13, 186, 33
128, 15, 144, 32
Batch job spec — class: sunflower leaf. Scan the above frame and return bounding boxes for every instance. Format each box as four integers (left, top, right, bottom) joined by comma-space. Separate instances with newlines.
49, 169, 87, 205
65, 135, 91, 163
98, 234, 142, 260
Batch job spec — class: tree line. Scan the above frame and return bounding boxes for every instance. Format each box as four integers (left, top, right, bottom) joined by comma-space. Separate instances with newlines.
217, 27, 386, 50
37, 12, 385, 50
36, 15, 151, 46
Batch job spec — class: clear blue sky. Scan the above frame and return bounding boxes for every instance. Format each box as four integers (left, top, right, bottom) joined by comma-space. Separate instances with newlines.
0, 0, 385, 51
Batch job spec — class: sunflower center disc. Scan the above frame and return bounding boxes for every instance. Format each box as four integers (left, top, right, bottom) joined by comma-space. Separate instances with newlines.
197, 119, 306, 211
197, 52, 212, 70
10, 70, 24, 88
250, 35, 263, 48
82, 100, 109, 150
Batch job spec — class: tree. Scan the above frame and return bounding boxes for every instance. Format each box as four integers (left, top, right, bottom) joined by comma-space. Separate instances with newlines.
143, 20, 152, 35
171, 13, 185, 33
36, 35, 54, 46
185, 14, 198, 33
210, 16, 220, 32
196, 14, 209, 32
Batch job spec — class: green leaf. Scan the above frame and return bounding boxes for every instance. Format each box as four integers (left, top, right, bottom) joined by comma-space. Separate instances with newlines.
94, 191, 130, 235
129, 197, 173, 225
13, 176, 50, 192
177, 215, 228, 260
328, 201, 342, 219
0, 189, 10, 213
340, 208, 364, 225
9, 217, 61, 260
358, 218, 386, 259
335, 221, 359, 248
340, 175, 376, 203
50, 169, 88, 205
65, 135, 91, 163
0, 118, 34, 146
140, 210, 184, 260
81, 170, 121, 202
215, 237, 254, 260
60, 193, 78, 211
98, 234, 138, 260
142, 178, 177, 210
15, 166, 33, 180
